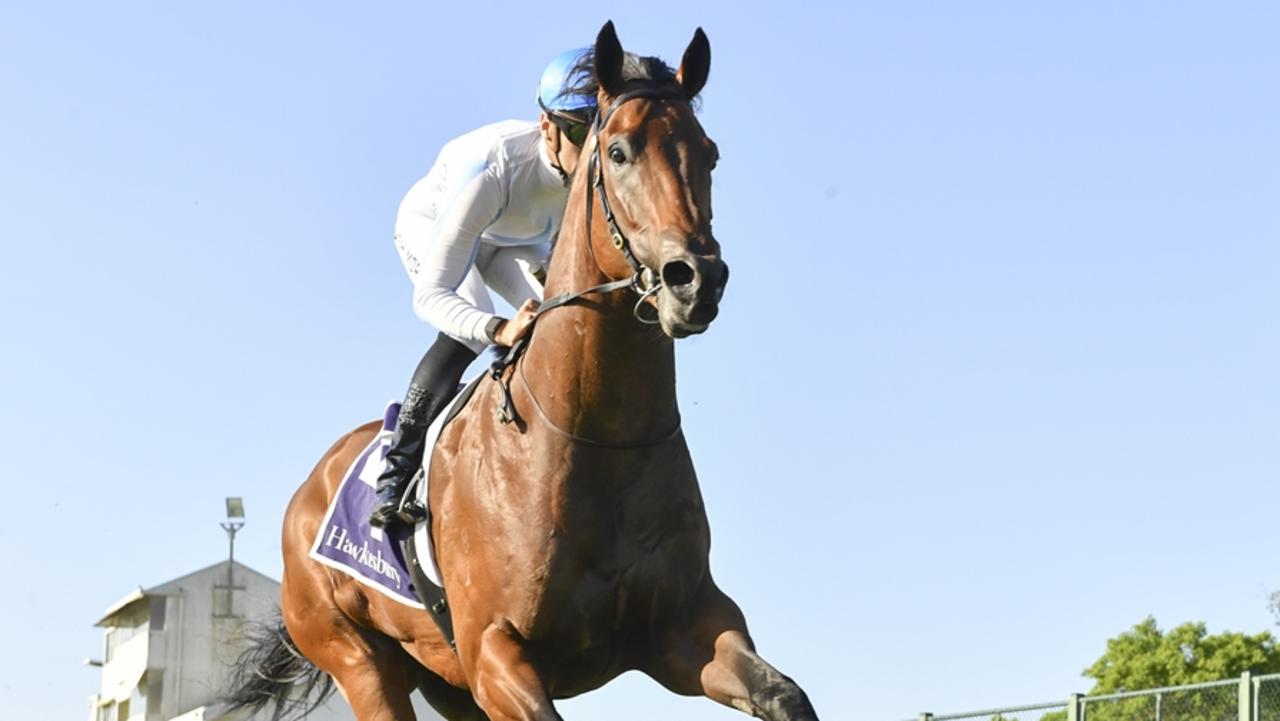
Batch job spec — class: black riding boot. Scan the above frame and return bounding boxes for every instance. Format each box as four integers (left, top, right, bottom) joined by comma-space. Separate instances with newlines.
368, 389, 440, 528
368, 333, 478, 528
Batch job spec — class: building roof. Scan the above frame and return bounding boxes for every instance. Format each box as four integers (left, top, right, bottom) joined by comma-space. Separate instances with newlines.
95, 587, 146, 626
95, 560, 279, 627
143, 559, 277, 596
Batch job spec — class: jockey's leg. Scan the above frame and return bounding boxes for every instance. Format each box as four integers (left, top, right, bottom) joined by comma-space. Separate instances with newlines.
645, 584, 820, 721
369, 331, 478, 528
468, 623, 562, 721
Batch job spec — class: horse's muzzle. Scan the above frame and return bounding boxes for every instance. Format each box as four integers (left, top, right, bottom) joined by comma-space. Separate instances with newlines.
658, 255, 729, 337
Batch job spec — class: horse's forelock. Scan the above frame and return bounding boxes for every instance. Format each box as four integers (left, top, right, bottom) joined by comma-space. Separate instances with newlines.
559, 50, 698, 112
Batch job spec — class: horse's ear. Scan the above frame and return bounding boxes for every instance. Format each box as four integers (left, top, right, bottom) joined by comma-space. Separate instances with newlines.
594, 20, 625, 98
676, 27, 710, 100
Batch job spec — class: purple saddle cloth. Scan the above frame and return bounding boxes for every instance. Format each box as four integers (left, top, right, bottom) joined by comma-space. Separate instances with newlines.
307, 402, 424, 608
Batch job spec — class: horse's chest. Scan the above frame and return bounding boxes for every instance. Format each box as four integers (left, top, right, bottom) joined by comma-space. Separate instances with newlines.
529, 478, 711, 643
531, 546, 704, 695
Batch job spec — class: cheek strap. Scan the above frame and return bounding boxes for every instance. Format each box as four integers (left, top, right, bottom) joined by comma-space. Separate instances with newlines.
584, 88, 685, 276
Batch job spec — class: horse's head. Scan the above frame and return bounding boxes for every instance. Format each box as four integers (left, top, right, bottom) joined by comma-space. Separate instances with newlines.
588, 22, 727, 339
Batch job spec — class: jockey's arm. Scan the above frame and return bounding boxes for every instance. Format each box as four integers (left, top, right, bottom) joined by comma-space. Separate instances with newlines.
397, 163, 506, 346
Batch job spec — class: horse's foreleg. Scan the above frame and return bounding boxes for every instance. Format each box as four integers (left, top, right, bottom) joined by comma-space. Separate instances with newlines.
467, 623, 562, 721
692, 628, 819, 721
415, 669, 487, 721
646, 585, 820, 721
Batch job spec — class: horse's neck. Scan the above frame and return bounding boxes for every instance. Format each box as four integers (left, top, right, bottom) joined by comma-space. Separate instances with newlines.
522, 220, 678, 441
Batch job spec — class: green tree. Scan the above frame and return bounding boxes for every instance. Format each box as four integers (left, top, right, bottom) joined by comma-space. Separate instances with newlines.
1084, 616, 1280, 692
1036, 618, 1280, 721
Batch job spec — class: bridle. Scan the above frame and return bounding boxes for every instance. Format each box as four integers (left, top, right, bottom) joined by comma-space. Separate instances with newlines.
558, 85, 689, 324
489, 86, 695, 444
520, 85, 693, 330
540, 86, 688, 310
585, 87, 686, 291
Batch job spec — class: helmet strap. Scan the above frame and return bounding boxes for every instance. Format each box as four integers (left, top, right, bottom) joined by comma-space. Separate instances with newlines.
545, 123, 572, 187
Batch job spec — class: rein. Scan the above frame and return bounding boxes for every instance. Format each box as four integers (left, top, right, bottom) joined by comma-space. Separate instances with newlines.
488, 87, 688, 446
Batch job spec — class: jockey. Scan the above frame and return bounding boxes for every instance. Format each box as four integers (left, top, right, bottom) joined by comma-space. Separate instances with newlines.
369, 48, 598, 529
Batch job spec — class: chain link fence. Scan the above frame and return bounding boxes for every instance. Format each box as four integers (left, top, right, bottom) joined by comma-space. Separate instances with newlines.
1081, 679, 1237, 721
910, 673, 1280, 721
1258, 675, 1280, 721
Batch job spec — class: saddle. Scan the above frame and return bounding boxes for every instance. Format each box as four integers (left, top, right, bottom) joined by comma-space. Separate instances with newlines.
307, 374, 489, 651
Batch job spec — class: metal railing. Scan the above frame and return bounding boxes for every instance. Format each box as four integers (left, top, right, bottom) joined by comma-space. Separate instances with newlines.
920, 699, 1067, 721
909, 673, 1280, 721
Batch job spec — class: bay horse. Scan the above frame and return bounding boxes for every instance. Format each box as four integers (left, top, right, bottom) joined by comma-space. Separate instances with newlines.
225, 21, 820, 721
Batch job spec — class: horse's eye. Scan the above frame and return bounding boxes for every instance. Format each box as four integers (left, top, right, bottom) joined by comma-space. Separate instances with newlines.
609, 147, 627, 165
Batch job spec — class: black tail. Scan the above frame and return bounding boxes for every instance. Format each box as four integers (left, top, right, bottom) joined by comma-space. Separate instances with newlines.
219, 613, 336, 721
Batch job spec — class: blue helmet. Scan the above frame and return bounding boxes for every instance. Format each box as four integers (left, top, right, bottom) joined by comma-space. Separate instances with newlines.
537, 48, 597, 115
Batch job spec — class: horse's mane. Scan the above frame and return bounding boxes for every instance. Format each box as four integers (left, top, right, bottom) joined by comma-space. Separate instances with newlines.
557, 50, 700, 115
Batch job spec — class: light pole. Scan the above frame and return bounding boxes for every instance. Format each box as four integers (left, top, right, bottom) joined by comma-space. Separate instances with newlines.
220, 497, 245, 613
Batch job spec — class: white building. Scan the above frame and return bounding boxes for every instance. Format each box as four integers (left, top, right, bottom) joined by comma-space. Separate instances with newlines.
87, 559, 357, 721
89, 558, 448, 721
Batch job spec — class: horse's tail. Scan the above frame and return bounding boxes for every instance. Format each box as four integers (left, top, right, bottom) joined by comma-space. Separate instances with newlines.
219, 612, 336, 721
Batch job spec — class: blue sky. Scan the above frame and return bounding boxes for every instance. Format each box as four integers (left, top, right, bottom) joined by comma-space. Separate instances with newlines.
2, 1, 1278, 719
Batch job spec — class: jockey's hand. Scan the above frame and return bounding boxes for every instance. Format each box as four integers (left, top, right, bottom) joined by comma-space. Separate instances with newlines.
494, 299, 541, 347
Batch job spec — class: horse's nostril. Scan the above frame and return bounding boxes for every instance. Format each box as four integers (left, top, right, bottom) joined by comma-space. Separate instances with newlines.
662, 260, 697, 288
